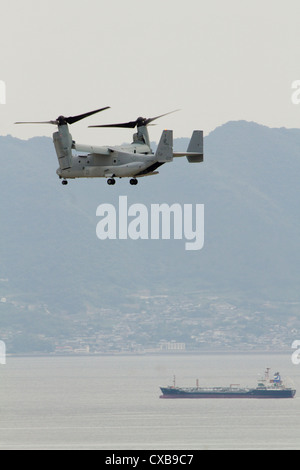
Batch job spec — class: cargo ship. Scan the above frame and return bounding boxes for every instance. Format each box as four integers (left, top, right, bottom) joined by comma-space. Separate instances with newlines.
160, 369, 296, 399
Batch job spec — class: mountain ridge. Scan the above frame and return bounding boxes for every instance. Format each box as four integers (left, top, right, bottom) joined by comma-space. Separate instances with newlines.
1, 119, 300, 310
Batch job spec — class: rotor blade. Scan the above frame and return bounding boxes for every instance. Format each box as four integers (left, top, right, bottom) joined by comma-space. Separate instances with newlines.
15, 121, 58, 125
15, 107, 110, 127
89, 121, 138, 129
66, 107, 110, 125
89, 109, 180, 129
144, 110, 180, 126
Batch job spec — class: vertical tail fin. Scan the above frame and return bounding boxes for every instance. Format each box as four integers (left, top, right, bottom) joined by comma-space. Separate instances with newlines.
155, 130, 173, 162
187, 130, 203, 163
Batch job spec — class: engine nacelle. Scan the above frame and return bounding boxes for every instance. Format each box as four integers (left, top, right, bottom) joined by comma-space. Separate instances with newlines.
53, 125, 73, 170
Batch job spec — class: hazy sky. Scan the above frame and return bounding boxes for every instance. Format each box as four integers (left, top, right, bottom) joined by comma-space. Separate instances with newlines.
1, 0, 300, 146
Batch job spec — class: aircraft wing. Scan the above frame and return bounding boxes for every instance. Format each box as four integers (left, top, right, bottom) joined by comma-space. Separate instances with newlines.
73, 143, 111, 156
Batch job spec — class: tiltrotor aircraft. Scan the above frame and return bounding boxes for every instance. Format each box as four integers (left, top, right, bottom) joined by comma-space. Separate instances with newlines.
16, 108, 203, 186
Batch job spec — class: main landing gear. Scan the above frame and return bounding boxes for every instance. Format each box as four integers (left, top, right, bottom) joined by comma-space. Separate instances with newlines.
61, 177, 139, 186
107, 178, 139, 186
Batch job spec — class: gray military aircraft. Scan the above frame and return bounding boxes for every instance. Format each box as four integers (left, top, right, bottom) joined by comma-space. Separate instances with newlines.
16, 108, 203, 186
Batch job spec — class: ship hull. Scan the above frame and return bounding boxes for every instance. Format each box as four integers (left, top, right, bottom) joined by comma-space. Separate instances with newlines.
160, 388, 296, 399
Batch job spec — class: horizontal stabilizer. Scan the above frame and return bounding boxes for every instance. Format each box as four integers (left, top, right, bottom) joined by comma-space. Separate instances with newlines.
173, 151, 203, 159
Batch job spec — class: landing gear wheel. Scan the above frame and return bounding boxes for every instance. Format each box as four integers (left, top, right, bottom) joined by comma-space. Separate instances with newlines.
62, 180, 68, 185
130, 178, 138, 185
107, 178, 116, 185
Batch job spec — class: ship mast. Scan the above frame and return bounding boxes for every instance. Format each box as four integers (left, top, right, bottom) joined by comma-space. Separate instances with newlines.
265, 368, 270, 383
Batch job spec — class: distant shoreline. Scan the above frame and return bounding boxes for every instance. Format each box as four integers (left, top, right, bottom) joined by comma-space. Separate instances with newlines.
4, 350, 292, 359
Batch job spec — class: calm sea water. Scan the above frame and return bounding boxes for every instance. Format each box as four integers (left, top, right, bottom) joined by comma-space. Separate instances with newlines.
0, 354, 299, 450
